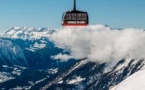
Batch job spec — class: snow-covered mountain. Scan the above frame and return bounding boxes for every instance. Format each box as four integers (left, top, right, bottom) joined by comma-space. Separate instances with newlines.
0, 38, 27, 66
0, 27, 57, 52
111, 68, 145, 90
1, 27, 55, 40
0, 26, 145, 90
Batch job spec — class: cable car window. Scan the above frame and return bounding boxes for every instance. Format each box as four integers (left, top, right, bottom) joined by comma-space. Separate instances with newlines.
82, 13, 87, 20
72, 13, 76, 20
64, 14, 67, 20
77, 13, 82, 20
65, 13, 71, 20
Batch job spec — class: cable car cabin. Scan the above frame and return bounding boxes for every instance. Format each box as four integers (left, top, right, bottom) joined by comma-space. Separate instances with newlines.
62, 10, 89, 26
61, 0, 89, 26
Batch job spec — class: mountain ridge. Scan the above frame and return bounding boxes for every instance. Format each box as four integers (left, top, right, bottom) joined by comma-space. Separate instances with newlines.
0, 25, 145, 90
1, 27, 56, 40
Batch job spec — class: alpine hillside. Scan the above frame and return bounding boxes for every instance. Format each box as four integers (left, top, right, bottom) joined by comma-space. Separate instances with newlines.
0, 25, 145, 90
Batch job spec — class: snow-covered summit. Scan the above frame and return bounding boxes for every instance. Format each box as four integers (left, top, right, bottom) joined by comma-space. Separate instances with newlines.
111, 68, 145, 90
1, 27, 56, 40
0, 24, 113, 40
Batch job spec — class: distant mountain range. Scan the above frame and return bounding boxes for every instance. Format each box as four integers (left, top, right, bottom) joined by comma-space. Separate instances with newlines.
0, 26, 144, 90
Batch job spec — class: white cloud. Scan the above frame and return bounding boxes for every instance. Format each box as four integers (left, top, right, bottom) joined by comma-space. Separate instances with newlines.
50, 24, 145, 63
51, 53, 74, 61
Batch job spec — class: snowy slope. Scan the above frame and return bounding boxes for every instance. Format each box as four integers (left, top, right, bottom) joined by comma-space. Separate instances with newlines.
1, 25, 145, 90
0, 38, 27, 66
111, 68, 145, 90
0, 65, 27, 83
1, 27, 56, 40
0, 27, 57, 51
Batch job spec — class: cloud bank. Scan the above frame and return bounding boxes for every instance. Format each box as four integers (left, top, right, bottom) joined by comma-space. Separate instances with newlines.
50, 24, 145, 63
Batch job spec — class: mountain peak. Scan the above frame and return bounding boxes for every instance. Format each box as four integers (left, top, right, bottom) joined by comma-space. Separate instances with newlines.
1, 27, 56, 40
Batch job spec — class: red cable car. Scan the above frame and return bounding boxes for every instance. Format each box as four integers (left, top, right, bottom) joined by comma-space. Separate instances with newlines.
62, 0, 89, 26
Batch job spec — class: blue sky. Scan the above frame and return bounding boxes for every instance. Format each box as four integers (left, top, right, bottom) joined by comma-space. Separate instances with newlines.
0, 0, 145, 31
